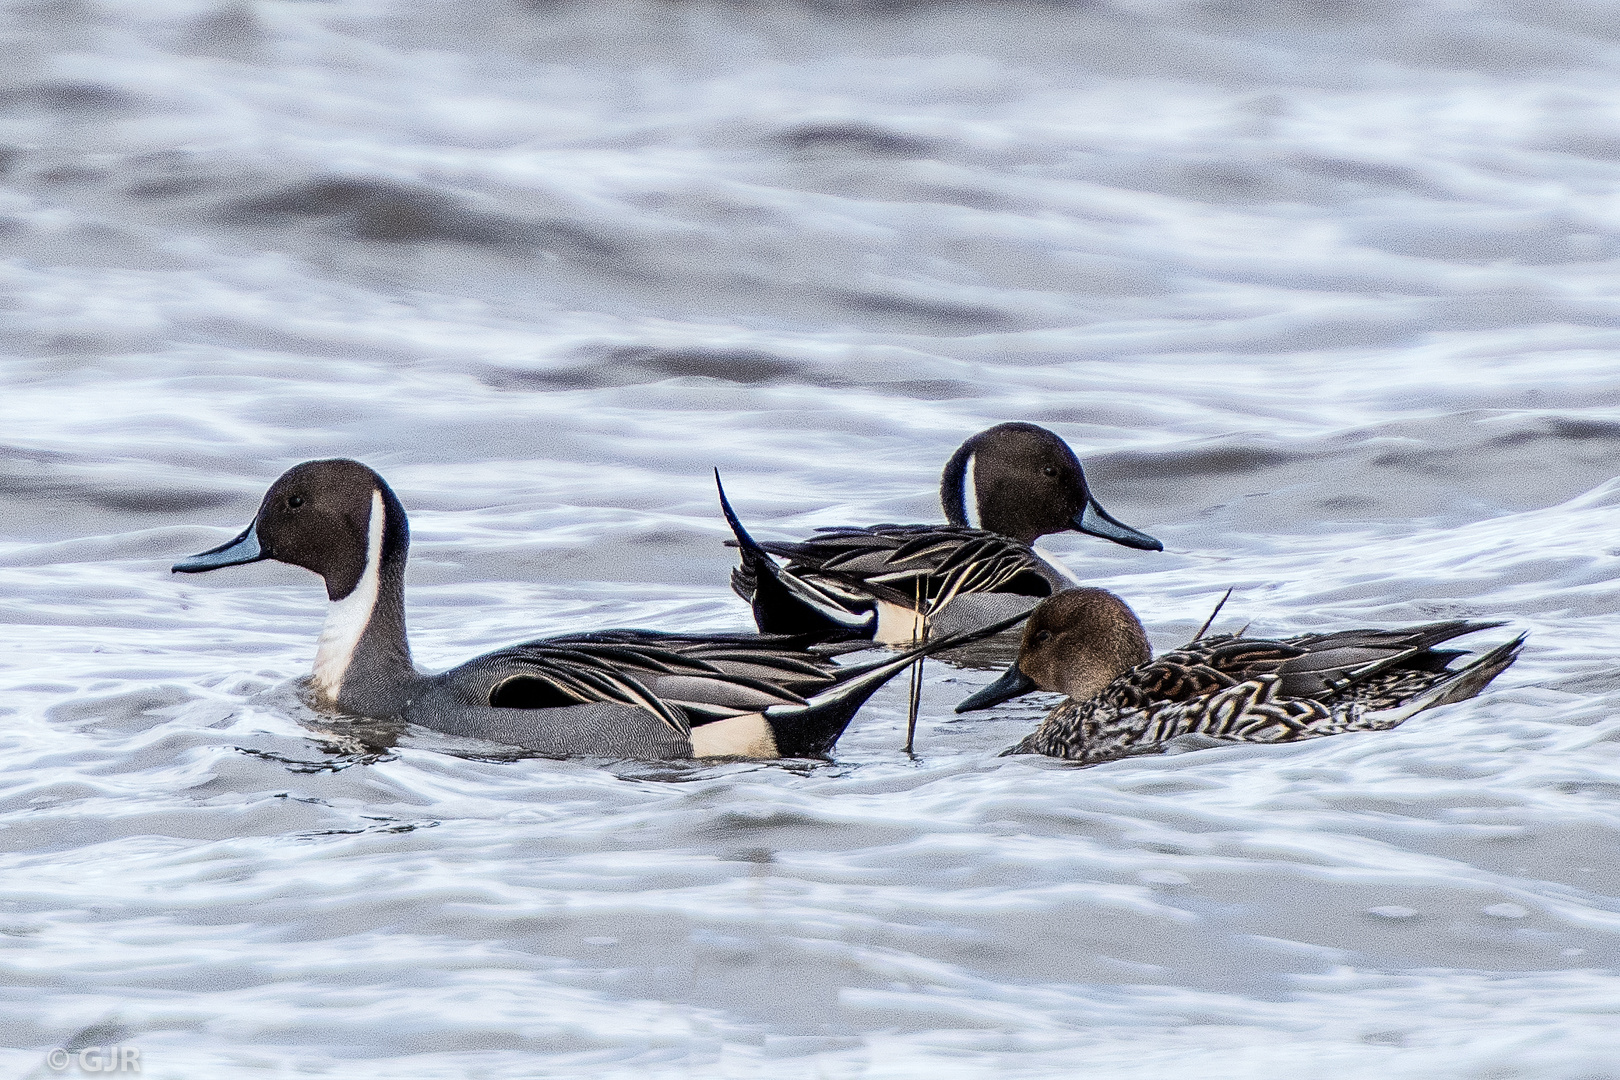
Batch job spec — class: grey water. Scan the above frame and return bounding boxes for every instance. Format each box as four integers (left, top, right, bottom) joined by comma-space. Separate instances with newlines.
3, 1, 1620, 1076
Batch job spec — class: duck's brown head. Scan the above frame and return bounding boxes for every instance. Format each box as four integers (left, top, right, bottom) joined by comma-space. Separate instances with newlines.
955, 588, 1150, 712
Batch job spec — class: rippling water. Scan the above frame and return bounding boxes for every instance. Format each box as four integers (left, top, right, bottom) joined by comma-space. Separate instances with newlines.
4, 1, 1620, 1076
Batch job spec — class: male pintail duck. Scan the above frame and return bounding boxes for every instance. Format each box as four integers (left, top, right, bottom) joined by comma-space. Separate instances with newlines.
720, 422, 1162, 646
955, 588, 1525, 763
171, 459, 1029, 761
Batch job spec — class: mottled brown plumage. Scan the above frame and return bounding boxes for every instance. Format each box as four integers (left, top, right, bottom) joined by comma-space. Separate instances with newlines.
958, 589, 1525, 764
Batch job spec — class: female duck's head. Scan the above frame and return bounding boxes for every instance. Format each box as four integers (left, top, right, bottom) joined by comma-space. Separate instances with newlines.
955, 587, 1151, 712
939, 423, 1161, 550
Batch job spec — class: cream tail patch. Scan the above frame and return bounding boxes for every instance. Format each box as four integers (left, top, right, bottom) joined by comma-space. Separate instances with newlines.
312, 489, 385, 702
689, 712, 779, 759
872, 598, 928, 647
961, 452, 982, 528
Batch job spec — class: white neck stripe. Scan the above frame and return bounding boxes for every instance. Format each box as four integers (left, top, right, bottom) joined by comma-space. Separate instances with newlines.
1032, 538, 1084, 585
962, 452, 982, 529
312, 489, 385, 703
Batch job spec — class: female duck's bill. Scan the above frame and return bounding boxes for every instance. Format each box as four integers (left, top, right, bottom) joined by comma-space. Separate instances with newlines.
955, 587, 1526, 763
955, 662, 1038, 713
720, 422, 1162, 644
171, 458, 1032, 762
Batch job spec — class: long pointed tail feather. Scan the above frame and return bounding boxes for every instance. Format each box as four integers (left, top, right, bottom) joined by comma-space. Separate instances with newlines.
715, 470, 874, 639
1368, 632, 1526, 726
763, 608, 1033, 758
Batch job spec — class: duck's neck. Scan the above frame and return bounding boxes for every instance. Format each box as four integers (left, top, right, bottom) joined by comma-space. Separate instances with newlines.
312, 489, 416, 715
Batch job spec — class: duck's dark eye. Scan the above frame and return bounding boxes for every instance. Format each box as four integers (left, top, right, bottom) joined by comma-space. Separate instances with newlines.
1035, 629, 1052, 643
1042, 466, 1057, 477
287, 495, 304, 509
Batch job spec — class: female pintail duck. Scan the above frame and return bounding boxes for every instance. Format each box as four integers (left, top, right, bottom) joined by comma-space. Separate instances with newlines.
955, 588, 1525, 763
171, 459, 1029, 761
720, 422, 1163, 646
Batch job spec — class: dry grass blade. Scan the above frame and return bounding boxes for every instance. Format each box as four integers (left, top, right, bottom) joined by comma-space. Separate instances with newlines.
904, 577, 927, 754
1193, 588, 1235, 642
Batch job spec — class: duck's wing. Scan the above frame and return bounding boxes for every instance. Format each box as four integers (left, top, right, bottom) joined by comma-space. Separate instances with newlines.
1149, 621, 1503, 704
1267, 621, 1506, 701
1142, 621, 1506, 704
550, 629, 843, 693
756, 525, 1055, 608
714, 472, 1053, 641
463, 630, 853, 729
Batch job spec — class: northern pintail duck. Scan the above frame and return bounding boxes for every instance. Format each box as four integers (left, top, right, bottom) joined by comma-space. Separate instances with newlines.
171, 459, 1028, 760
956, 588, 1525, 763
721, 422, 1162, 645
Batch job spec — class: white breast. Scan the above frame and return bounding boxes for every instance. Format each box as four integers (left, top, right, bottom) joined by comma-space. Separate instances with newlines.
312, 489, 384, 702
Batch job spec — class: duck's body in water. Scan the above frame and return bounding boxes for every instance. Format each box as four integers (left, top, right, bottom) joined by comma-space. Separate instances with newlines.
956, 589, 1525, 764
172, 459, 1028, 761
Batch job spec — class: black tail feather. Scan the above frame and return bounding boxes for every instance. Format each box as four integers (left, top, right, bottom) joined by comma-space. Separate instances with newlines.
715, 470, 873, 640
1421, 633, 1526, 711
763, 608, 1033, 758
1363, 632, 1525, 727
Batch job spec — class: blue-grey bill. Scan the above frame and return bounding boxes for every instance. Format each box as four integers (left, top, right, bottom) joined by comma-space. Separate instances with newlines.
172, 524, 263, 573
954, 663, 1039, 713
1075, 499, 1163, 552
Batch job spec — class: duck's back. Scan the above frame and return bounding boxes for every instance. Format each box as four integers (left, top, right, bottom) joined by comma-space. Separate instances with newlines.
745, 524, 1062, 607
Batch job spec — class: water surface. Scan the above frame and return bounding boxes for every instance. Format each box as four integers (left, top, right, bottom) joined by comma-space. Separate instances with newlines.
3, 1, 1620, 1076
